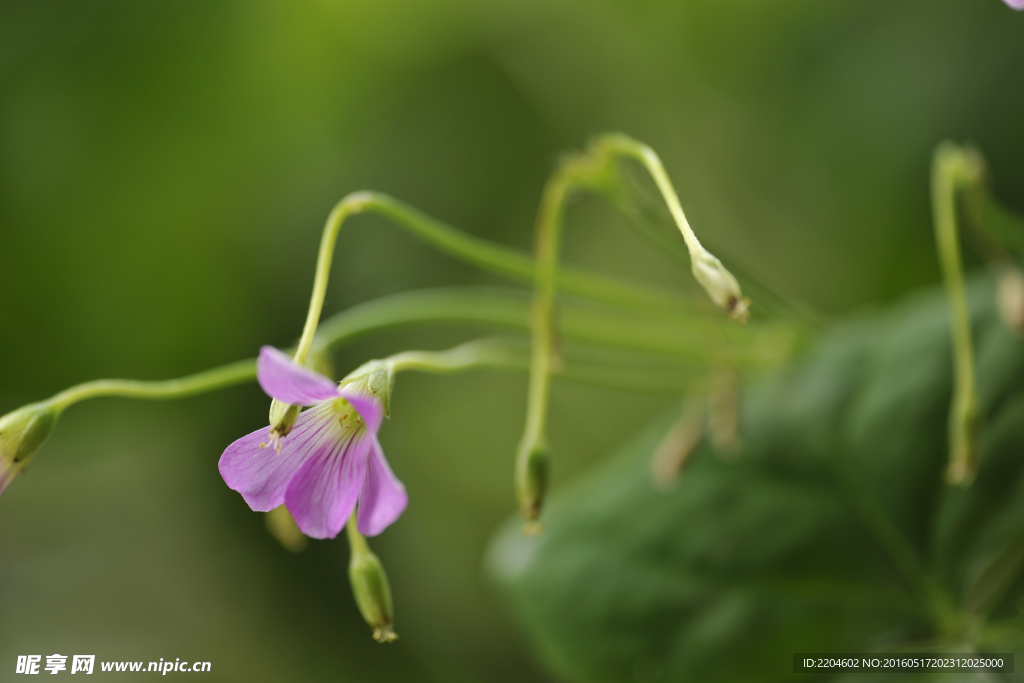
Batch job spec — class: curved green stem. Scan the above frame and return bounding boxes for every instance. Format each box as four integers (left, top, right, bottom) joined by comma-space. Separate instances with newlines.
593, 135, 707, 258
292, 192, 698, 365
385, 338, 525, 375
46, 359, 256, 413
932, 143, 984, 486
591, 134, 748, 320
315, 288, 785, 364
514, 134, 750, 522
32, 286, 793, 416
514, 154, 592, 521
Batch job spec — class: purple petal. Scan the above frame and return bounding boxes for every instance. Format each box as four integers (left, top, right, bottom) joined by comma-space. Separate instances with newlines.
356, 435, 408, 536
218, 407, 336, 511
284, 431, 372, 539
339, 386, 384, 433
1005, 0, 1024, 9
257, 346, 341, 406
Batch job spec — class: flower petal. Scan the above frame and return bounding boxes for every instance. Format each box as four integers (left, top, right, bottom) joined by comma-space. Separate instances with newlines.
356, 435, 407, 536
339, 386, 384, 433
257, 346, 341, 406
284, 430, 372, 539
218, 406, 336, 511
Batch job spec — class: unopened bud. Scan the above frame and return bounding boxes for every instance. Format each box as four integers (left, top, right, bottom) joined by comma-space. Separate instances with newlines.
342, 360, 394, 417
349, 545, 396, 643
265, 505, 307, 552
0, 402, 59, 496
515, 441, 549, 532
692, 251, 749, 323
268, 400, 300, 437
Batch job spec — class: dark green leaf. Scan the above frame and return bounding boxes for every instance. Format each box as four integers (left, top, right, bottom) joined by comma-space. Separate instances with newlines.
488, 275, 1024, 682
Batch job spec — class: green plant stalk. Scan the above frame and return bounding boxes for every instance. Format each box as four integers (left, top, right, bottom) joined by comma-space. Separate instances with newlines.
514, 133, 751, 523
35, 286, 790, 417
291, 191, 699, 366
46, 359, 257, 413
315, 288, 783, 364
515, 154, 590, 523
932, 143, 984, 486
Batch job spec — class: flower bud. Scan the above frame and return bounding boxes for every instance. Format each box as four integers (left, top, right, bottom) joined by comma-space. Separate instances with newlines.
349, 546, 397, 642
515, 441, 550, 533
0, 402, 59, 496
342, 360, 394, 417
268, 400, 300, 437
692, 251, 749, 323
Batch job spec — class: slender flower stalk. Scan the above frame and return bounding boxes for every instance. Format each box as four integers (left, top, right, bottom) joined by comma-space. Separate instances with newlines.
0, 285, 797, 501
515, 134, 750, 526
276, 188, 713, 458
932, 142, 985, 485
291, 192, 699, 366
592, 134, 750, 322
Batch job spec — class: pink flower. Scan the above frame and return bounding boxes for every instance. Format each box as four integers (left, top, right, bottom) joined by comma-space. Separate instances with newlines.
219, 347, 407, 539
1005, 0, 1024, 9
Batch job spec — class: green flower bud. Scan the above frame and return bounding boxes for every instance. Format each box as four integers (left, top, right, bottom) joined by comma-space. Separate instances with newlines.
0, 402, 59, 496
515, 441, 550, 533
349, 545, 397, 643
341, 360, 394, 417
268, 400, 300, 438
692, 251, 749, 323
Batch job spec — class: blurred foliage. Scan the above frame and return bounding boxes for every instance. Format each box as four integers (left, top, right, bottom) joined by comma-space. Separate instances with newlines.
490, 276, 1024, 682
0, 0, 1023, 681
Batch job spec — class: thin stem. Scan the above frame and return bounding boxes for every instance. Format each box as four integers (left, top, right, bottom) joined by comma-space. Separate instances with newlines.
292, 191, 699, 364
516, 157, 585, 480
46, 359, 256, 413
592, 134, 748, 320
26, 286, 792, 416
514, 134, 750, 521
386, 339, 525, 375
593, 134, 707, 257
315, 288, 784, 364
346, 511, 370, 557
932, 143, 984, 485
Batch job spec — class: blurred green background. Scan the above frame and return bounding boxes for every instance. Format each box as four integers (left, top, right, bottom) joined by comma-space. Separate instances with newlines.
1, 0, 1022, 680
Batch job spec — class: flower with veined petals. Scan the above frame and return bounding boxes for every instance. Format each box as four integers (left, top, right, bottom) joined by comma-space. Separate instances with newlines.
219, 346, 407, 539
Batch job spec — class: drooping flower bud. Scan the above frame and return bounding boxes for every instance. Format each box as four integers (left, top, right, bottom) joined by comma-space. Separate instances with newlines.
0, 402, 59, 496
691, 251, 750, 323
348, 539, 397, 642
515, 441, 550, 534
